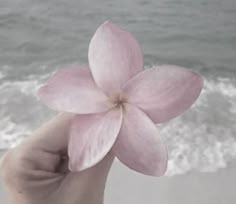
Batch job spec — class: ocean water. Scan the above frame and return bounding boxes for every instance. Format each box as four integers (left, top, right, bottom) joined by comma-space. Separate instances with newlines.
0, 0, 236, 176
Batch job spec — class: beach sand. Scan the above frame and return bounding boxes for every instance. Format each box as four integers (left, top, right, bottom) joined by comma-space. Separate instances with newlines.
0, 151, 235, 204
105, 160, 236, 204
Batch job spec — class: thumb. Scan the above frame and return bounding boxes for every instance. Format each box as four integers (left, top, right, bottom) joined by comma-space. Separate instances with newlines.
32, 112, 115, 180
32, 113, 115, 203
65, 152, 114, 189
58, 152, 114, 204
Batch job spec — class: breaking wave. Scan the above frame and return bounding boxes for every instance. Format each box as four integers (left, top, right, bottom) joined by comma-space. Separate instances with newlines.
0, 70, 236, 176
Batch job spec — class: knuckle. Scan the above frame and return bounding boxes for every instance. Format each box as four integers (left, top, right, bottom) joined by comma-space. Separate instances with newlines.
1, 150, 29, 188
0, 150, 16, 184
0, 146, 30, 181
0, 150, 14, 174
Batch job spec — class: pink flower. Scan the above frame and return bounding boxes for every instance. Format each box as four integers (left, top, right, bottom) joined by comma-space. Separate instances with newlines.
38, 21, 203, 176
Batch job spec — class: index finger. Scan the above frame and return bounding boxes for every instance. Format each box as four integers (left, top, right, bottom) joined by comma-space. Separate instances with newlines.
28, 113, 75, 153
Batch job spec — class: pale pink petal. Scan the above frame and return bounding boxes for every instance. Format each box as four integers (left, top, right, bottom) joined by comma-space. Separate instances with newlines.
88, 21, 143, 97
38, 65, 114, 114
113, 104, 168, 176
122, 65, 203, 123
69, 107, 122, 171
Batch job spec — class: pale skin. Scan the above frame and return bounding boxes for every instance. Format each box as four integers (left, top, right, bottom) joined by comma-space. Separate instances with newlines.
0, 113, 114, 204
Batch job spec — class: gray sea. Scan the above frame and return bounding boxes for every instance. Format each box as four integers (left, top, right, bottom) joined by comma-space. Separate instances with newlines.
0, 0, 236, 176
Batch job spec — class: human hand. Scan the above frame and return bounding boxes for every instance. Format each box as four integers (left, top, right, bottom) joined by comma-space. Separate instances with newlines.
0, 113, 114, 204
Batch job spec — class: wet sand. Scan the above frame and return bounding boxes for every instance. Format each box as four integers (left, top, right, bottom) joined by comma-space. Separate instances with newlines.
105, 160, 236, 204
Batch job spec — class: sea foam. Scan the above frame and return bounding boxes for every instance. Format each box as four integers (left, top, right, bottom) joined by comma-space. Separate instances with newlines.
0, 74, 236, 176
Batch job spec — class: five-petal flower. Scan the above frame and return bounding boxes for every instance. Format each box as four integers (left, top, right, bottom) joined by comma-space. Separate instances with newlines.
38, 21, 203, 176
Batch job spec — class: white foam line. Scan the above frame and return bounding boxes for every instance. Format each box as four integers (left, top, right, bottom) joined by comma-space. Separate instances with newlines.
0, 73, 236, 176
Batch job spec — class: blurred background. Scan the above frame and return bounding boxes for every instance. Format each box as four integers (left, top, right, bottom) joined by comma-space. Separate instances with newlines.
0, 0, 236, 203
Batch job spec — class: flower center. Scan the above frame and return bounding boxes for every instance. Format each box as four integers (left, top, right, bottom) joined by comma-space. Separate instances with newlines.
111, 93, 127, 107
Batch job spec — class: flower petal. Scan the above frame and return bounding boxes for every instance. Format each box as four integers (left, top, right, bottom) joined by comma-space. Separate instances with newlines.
88, 21, 143, 96
113, 104, 168, 176
69, 107, 122, 171
38, 65, 114, 114
123, 65, 203, 123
